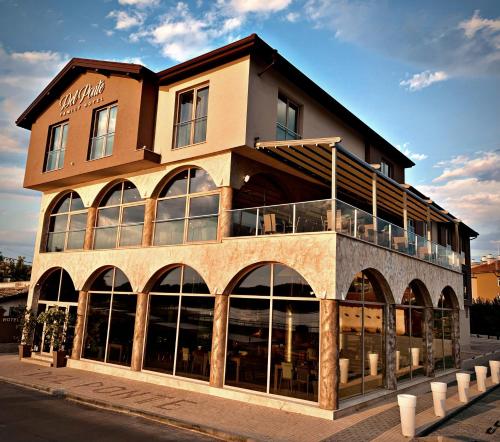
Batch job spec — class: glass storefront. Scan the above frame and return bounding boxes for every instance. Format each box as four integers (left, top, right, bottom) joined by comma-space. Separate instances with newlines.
433, 289, 456, 371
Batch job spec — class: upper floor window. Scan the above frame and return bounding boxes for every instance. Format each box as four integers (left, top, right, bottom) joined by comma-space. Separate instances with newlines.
93, 181, 144, 249
89, 104, 117, 160
276, 93, 300, 141
46, 191, 87, 252
45, 122, 68, 172
380, 160, 393, 178
174, 85, 209, 148
154, 167, 219, 245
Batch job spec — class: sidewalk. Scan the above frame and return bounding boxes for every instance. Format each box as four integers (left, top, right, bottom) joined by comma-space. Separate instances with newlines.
0, 354, 498, 442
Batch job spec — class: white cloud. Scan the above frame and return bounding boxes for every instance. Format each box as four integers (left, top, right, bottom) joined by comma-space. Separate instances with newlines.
459, 10, 500, 42
285, 12, 299, 23
432, 150, 499, 183
229, 0, 292, 14
396, 142, 428, 161
399, 70, 448, 91
118, 0, 160, 8
222, 17, 243, 33
107, 10, 145, 30
11, 50, 62, 64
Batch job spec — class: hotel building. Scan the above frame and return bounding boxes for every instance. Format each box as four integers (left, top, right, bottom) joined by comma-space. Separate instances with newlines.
17, 34, 477, 418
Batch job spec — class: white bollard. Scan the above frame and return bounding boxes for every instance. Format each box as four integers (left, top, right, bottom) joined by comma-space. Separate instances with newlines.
340, 358, 349, 384
456, 373, 470, 403
430, 382, 447, 417
475, 365, 488, 392
411, 347, 420, 367
369, 353, 379, 376
489, 360, 500, 385
397, 394, 417, 437
396, 350, 400, 372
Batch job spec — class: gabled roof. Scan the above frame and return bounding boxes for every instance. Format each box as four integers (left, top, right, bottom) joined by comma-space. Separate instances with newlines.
16, 58, 156, 129
472, 260, 500, 274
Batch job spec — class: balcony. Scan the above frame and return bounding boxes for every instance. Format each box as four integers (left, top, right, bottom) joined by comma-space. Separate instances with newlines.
225, 198, 462, 272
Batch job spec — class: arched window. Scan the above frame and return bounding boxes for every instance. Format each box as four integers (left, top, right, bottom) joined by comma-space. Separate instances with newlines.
82, 267, 136, 366
33, 268, 78, 355
225, 263, 319, 402
339, 271, 386, 400
46, 192, 87, 252
143, 265, 213, 382
434, 288, 457, 371
396, 283, 427, 382
93, 181, 144, 249
154, 168, 219, 245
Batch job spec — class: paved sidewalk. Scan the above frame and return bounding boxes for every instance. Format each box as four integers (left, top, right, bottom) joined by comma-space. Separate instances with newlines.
0, 354, 498, 442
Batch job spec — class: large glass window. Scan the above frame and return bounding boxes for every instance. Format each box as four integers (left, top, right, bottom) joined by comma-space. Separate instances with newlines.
93, 181, 145, 249
433, 290, 456, 372
225, 264, 319, 402
45, 122, 68, 171
82, 267, 136, 366
143, 265, 213, 382
174, 85, 209, 148
89, 104, 117, 160
154, 168, 219, 245
46, 191, 87, 252
276, 94, 300, 141
339, 272, 386, 400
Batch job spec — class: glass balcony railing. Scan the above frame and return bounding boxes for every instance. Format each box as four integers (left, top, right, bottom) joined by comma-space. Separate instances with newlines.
225, 198, 462, 272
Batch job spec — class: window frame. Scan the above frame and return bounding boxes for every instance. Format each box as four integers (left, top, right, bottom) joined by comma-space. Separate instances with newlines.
173, 83, 209, 149
44, 121, 69, 172
380, 159, 394, 179
88, 102, 118, 161
276, 93, 301, 141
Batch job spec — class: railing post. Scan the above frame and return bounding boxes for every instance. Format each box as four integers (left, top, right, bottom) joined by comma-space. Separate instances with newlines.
353, 209, 358, 239
292, 203, 297, 234
388, 223, 392, 249
255, 207, 260, 236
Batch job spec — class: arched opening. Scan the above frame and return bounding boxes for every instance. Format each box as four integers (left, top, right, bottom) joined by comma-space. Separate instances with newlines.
395, 280, 431, 382
32, 268, 79, 356
339, 270, 390, 400
82, 267, 136, 366
142, 265, 213, 382
153, 167, 219, 245
225, 263, 319, 402
93, 181, 145, 249
233, 173, 289, 209
433, 286, 459, 371
45, 191, 87, 252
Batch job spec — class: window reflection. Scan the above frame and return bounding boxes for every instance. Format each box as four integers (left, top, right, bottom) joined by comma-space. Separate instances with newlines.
434, 291, 455, 372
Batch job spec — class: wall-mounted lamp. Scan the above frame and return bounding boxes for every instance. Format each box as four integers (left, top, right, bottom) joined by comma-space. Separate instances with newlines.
244, 175, 251, 183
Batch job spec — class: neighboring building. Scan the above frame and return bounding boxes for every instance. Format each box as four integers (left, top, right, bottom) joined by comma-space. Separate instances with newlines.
0, 281, 29, 316
472, 256, 500, 301
16, 35, 477, 418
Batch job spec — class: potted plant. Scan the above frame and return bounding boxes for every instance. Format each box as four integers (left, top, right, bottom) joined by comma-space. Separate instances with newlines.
37, 307, 68, 367
16, 307, 37, 359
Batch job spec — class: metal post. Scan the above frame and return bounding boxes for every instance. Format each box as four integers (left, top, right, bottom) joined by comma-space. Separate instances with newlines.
292, 203, 296, 234
255, 207, 260, 236
354, 209, 358, 239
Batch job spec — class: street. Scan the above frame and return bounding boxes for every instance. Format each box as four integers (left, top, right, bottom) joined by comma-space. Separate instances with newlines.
0, 381, 217, 441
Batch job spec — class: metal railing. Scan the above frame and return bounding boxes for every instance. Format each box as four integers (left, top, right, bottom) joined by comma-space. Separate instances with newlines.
225, 198, 462, 271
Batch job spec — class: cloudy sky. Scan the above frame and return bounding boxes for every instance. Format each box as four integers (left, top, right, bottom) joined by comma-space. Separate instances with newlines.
0, 0, 499, 261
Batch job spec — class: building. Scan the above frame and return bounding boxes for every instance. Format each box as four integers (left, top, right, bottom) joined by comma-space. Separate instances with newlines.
0, 281, 29, 316
16, 34, 477, 418
472, 256, 500, 301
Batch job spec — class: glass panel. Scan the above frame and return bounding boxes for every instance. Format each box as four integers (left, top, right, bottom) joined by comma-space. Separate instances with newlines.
59, 270, 78, 302
70, 193, 84, 211
154, 219, 185, 245
277, 95, 287, 127
106, 294, 137, 367
276, 125, 286, 141
363, 304, 384, 394
273, 264, 313, 297
69, 213, 87, 231
396, 307, 411, 382
230, 208, 259, 237
45, 151, 57, 171
122, 204, 145, 225
261, 204, 293, 234
50, 125, 62, 150
39, 270, 61, 301
178, 90, 194, 123
83, 293, 111, 362
195, 87, 209, 118
119, 224, 143, 247
433, 310, 444, 371
410, 307, 425, 378
49, 214, 68, 232
94, 227, 118, 249
122, 181, 141, 204
100, 183, 122, 206
105, 134, 114, 156
270, 300, 319, 402
233, 265, 271, 296
96, 108, 109, 137
108, 106, 117, 133
187, 216, 218, 242
160, 171, 189, 197
294, 200, 329, 233
143, 295, 179, 374
90, 136, 104, 160
175, 122, 192, 148
339, 302, 363, 399
114, 268, 132, 292
193, 117, 207, 144
225, 297, 270, 392
97, 207, 120, 227
287, 102, 298, 133
189, 168, 216, 194
189, 195, 219, 217
91, 268, 115, 291
64, 306, 78, 356
182, 266, 209, 294
442, 310, 453, 369
156, 197, 186, 221
66, 230, 85, 250
57, 149, 65, 169
61, 124, 69, 148
46, 232, 65, 252
152, 267, 182, 293
53, 194, 71, 213
175, 296, 214, 381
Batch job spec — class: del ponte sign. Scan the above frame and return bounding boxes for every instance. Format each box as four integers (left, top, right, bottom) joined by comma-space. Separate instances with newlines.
59, 79, 106, 116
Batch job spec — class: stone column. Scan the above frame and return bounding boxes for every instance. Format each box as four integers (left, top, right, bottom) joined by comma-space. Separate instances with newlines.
210, 294, 229, 387
319, 299, 339, 410
218, 186, 233, 239
131, 292, 148, 371
452, 309, 460, 369
71, 291, 88, 360
83, 207, 97, 250
142, 198, 156, 247
423, 307, 435, 377
384, 303, 397, 390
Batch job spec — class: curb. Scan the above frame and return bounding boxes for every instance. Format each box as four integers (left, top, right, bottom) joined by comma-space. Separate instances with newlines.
0, 376, 257, 442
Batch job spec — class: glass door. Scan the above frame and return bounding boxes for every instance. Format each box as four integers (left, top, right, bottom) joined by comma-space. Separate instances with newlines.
39, 304, 77, 355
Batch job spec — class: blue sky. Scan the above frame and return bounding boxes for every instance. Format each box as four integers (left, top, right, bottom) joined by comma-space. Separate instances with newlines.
0, 0, 499, 261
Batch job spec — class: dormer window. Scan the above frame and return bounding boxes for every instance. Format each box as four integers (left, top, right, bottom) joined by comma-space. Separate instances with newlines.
45, 122, 68, 172
276, 93, 300, 141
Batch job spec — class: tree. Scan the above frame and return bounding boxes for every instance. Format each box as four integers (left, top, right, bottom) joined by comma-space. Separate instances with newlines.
470, 297, 500, 336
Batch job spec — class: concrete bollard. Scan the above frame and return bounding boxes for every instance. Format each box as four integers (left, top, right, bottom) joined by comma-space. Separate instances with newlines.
340, 358, 349, 384
369, 353, 378, 376
430, 382, 447, 417
397, 394, 417, 437
456, 373, 470, 403
489, 360, 500, 385
475, 366, 488, 392
411, 347, 420, 367
396, 350, 400, 372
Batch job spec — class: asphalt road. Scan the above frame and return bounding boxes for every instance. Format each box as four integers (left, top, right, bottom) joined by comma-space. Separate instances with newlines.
0, 381, 217, 441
